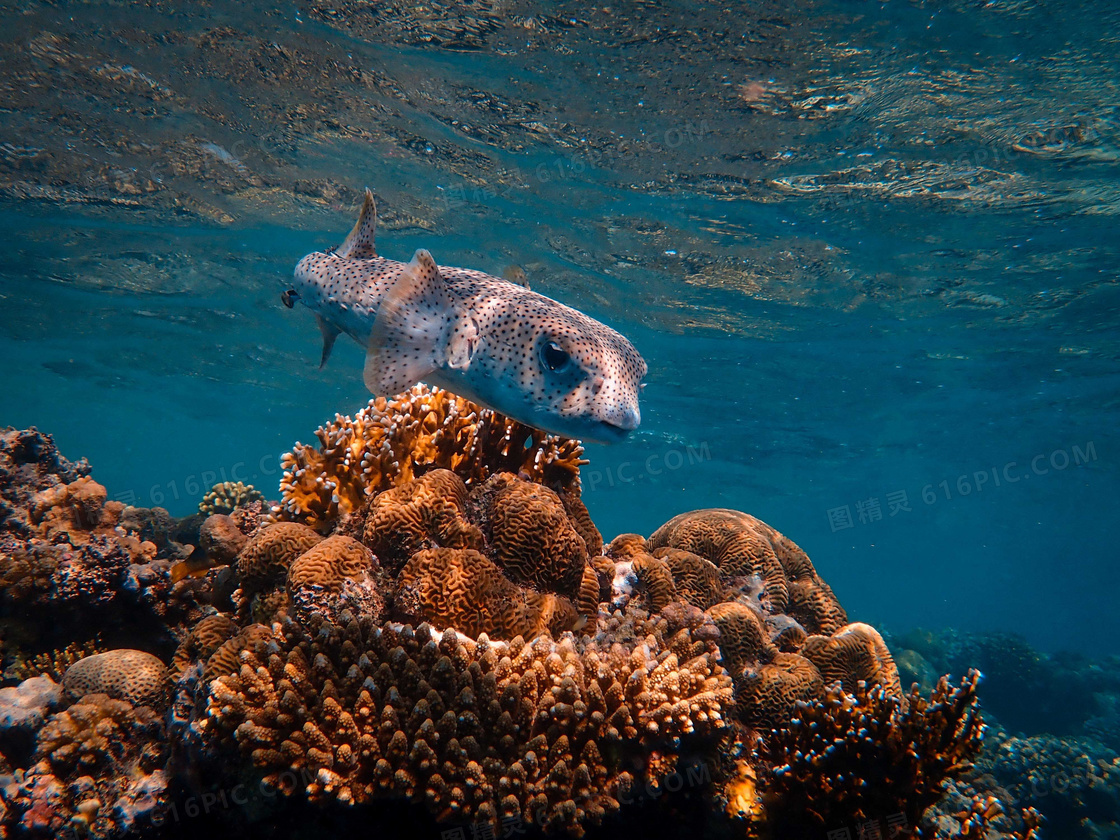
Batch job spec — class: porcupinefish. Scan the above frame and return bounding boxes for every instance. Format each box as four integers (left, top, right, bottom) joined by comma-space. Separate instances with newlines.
283, 189, 647, 444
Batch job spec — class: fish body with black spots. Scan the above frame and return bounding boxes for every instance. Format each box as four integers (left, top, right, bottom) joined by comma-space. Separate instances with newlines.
285, 189, 647, 444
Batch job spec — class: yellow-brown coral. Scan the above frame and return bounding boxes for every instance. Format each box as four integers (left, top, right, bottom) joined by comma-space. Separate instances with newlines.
396, 547, 580, 639
361, 468, 482, 573
198, 480, 264, 515
286, 535, 375, 594
204, 614, 732, 835
62, 649, 168, 709
171, 614, 240, 679
801, 622, 903, 697
235, 521, 322, 597
277, 384, 588, 530
470, 472, 590, 600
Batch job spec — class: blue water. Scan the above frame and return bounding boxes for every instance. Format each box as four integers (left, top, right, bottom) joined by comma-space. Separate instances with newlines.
1, 0, 1118, 659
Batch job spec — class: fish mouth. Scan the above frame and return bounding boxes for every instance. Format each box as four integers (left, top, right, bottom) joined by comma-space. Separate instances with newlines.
585, 420, 632, 444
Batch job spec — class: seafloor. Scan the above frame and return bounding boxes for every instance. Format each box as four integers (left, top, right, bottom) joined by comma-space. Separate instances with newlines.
0, 392, 1117, 839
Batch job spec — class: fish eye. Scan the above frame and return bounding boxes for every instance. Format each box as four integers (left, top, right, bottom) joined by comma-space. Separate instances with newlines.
541, 341, 572, 372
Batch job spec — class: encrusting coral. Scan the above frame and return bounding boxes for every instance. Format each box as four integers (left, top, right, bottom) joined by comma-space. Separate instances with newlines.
276, 384, 587, 530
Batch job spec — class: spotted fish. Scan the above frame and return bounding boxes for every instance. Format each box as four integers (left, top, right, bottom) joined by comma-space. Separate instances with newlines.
283, 189, 647, 443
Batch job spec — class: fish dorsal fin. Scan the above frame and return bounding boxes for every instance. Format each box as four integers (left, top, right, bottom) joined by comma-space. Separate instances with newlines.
316, 314, 342, 368
364, 249, 450, 395
337, 188, 378, 259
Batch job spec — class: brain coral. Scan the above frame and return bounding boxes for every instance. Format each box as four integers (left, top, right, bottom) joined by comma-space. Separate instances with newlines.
396, 547, 580, 639
362, 468, 483, 573
235, 521, 322, 599
62, 650, 168, 709
204, 613, 732, 835
801, 622, 902, 696
276, 384, 588, 530
469, 472, 590, 600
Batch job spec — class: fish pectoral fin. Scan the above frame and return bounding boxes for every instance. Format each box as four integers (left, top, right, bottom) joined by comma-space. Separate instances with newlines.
446, 313, 479, 371
364, 248, 450, 395
316, 315, 342, 368
336, 188, 378, 259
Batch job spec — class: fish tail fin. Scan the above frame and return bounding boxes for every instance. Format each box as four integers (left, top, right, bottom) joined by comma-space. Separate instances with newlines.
364, 249, 450, 395
337, 188, 377, 259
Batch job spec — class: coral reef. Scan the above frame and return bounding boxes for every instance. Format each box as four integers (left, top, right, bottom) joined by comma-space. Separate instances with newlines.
203, 612, 730, 835
396, 547, 580, 638
0, 422, 1049, 840
13, 692, 170, 837
749, 672, 1012, 838
276, 384, 587, 530
198, 481, 264, 516
979, 732, 1120, 840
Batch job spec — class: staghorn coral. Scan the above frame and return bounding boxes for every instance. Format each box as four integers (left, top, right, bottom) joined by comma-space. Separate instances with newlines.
203, 613, 732, 836
752, 671, 1026, 839
396, 547, 580, 639
276, 384, 587, 530
362, 468, 482, 573
469, 472, 590, 600
62, 650, 168, 710
198, 480, 264, 515
6, 639, 106, 684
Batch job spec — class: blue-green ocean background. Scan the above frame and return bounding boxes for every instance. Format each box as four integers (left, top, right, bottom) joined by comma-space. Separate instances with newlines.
1, 0, 1117, 658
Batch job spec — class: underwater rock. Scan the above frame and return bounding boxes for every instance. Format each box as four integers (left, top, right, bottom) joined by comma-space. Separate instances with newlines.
981, 733, 1120, 840
0, 676, 62, 758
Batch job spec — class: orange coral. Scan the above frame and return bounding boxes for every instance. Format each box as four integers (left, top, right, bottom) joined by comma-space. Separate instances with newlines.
649, 509, 794, 613
470, 472, 590, 600
362, 468, 482, 573
277, 384, 588, 531
235, 521, 322, 598
735, 652, 825, 728
801, 622, 903, 697
204, 615, 732, 835
396, 547, 580, 639
655, 547, 723, 610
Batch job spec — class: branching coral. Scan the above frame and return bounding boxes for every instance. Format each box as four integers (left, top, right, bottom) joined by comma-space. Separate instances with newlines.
751, 671, 1009, 839
276, 384, 587, 530
203, 613, 732, 836
198, 480, 264, 515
